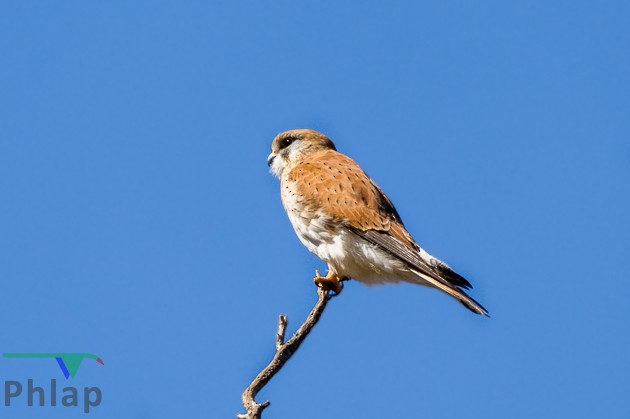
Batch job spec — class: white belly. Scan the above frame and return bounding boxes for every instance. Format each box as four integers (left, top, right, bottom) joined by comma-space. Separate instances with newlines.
285, 207, 410, 285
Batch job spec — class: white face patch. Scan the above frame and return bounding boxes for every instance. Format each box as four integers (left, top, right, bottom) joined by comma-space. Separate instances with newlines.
269, 140, 302, 179
269, 153, 286, 178
287, 141, 302, 162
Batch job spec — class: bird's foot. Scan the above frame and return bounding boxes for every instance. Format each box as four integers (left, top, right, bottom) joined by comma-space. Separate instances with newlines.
313, 270, 345, 295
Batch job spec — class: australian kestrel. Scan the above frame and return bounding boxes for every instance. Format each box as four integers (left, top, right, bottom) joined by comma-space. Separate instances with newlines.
267, 129, 488, 316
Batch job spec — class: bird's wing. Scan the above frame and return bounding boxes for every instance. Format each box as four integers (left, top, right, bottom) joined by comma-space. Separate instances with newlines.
286, 150, 475, 292
286, 150, 413, 241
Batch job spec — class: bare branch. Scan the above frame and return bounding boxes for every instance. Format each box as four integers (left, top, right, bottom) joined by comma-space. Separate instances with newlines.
276, 315, 287, 350
237, 286, 334, 419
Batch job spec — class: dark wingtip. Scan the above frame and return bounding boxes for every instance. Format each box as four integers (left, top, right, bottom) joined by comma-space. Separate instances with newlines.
441, 268, 473, 290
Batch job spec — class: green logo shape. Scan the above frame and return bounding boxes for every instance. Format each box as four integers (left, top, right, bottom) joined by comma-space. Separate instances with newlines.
3, 353, 104, 379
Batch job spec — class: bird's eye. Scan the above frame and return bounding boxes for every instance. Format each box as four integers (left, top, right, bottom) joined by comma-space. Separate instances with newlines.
279, 137, 295, 149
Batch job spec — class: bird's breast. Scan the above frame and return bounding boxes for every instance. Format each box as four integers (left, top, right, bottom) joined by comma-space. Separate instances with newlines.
281, 181, 336, 251
280, 180, 408, 283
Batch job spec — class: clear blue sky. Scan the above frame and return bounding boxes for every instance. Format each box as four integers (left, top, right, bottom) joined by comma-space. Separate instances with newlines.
1, 1, 629, 418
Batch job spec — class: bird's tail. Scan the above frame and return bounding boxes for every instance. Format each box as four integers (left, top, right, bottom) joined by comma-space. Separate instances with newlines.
410, 268, 490, 316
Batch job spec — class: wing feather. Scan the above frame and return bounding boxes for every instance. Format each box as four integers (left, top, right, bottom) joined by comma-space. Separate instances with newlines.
286, 149, 487, 315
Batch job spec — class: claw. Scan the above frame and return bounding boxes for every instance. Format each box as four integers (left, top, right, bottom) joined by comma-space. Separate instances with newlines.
313, 270, 344, 294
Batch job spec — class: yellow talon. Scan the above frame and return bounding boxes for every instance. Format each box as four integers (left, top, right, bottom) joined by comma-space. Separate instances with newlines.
313, 270, 344, 294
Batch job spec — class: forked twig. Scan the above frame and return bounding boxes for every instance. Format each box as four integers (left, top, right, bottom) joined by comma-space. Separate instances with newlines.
237, 286, 333, 419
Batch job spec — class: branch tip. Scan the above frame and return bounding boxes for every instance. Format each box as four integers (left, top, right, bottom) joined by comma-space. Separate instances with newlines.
276, 315, 288, 349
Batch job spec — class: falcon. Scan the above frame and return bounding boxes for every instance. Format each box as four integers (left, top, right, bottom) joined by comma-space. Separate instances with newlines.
267, 129, 489, 316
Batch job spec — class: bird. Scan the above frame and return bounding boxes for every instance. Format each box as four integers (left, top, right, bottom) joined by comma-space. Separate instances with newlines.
267, 129, 489, 316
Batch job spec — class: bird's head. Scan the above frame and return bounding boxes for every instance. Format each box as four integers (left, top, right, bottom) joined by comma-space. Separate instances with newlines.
267, 129, 336, 178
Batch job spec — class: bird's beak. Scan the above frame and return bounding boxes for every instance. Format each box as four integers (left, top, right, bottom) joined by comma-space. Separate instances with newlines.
267, 153, 276, 167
